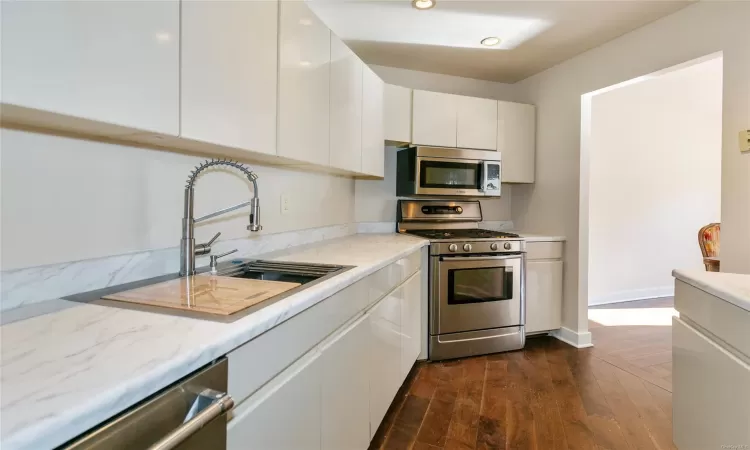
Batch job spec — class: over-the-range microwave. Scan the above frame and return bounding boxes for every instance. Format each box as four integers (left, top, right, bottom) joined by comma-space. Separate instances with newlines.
396, 146, 501, 197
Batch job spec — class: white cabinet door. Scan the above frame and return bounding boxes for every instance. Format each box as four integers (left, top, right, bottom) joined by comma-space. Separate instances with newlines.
228, 351, 322, 450
1, 0, 179, 134
181, 0, 277, 155
278, 1, 331, 165
384, 84, 412, 143
320, 315, 371, 450
525, 260, 563, 333
498, 101, 536, 183
400, 272, 422, 381
329, 35, 363, 172
368, 290, 402, 436
361, 65, 385, 177
673, 317, 750, 450
412, 90, 458, 147
457, 96, 497, 150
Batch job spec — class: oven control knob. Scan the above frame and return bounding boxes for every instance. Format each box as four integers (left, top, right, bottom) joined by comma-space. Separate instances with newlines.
449, 244, 458, 252
490, 243, 499, 251
504, 242, 512, 250
463, 244, 472, 252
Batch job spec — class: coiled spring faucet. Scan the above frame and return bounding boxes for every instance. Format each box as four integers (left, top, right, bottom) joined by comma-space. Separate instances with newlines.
180, 158, 261, 276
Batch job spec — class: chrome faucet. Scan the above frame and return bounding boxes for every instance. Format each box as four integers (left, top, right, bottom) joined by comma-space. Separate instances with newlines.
180, 158, 261, 276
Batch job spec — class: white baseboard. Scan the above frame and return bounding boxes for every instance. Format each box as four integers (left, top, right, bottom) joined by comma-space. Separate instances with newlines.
550, 327, 593, 348
588, 285, 674, 306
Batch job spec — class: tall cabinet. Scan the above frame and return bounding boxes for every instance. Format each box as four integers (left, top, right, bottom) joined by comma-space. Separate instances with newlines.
277, 1, 331, 166
181, 0, 278, 154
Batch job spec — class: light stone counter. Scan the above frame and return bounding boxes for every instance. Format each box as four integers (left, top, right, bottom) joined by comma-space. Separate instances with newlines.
0, 233, 428, 450
673, 269, 750, 313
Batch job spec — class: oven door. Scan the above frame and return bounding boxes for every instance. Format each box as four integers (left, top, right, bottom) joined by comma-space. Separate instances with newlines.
431, 254, 523, 335
416, 156, 499, 196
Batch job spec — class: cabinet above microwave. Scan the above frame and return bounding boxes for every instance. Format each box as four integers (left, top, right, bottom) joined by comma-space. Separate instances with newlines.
396, 146, 501, 197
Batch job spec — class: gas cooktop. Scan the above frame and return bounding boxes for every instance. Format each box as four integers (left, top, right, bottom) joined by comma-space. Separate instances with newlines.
405, 229, 520, 240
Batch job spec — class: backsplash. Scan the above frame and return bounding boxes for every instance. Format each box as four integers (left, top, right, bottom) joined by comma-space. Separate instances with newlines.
0, 224, 356, 312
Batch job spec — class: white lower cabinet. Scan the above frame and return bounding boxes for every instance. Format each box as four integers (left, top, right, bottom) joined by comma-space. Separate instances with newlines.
673, 317, 750, 450
227, 254, 424, 449
525, 260, 563, 333
400, 273, 422, 380
320, 316, 371, 450
368, 289, 402, 436
227, 351, 322, 450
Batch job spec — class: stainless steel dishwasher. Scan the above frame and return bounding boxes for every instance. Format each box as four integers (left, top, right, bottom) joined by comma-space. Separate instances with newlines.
62, 359, 233, 450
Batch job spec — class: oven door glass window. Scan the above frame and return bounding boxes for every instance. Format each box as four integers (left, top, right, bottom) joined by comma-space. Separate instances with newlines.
419, 160, 481, 189
447, 266, 513, 304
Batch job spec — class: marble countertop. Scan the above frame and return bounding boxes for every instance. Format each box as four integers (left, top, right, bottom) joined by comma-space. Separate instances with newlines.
673, 269, 750, 313
512, 231, 566, 242
0, 233, 428, 450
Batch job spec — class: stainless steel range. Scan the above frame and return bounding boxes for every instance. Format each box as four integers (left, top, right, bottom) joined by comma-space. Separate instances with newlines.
397, 200, 525, 360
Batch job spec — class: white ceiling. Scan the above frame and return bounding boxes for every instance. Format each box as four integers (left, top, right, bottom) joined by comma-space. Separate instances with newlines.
308, 0, 694, 83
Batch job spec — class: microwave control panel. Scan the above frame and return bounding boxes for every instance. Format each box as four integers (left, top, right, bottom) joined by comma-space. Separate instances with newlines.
484, 163, 501, 192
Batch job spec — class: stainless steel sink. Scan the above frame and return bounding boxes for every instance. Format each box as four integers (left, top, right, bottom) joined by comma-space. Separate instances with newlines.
65, 259, 353, 322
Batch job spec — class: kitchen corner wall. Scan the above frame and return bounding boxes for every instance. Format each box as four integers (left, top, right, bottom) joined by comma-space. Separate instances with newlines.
511, 1, 750, 335
356, 66, 517, 224
0, 128, 355, 271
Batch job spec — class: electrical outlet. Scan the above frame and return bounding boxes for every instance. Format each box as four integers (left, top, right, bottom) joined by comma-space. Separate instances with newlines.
741, 130, 750, 153
280, 193, 291, 214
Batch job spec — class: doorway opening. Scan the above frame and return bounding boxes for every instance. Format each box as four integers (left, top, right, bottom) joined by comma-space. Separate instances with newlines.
580, 53, 723, 322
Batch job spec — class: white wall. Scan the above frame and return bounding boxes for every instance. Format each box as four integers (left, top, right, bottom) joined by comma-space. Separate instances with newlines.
0, 128, 354, 270
512, 1, 749, 336
354, 146, 511, 223
370, 64, 519, 101
587, 57, 723, 305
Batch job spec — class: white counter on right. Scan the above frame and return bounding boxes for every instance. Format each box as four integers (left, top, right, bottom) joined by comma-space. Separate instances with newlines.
671, 270, 750, 450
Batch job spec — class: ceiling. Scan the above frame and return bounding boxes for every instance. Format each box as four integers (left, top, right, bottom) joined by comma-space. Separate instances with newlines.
308, 0, 693, 83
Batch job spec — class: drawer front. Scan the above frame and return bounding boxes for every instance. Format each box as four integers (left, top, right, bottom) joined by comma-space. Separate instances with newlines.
366, 249, 422, 308
525, 242, 563, 260
228, 279, 366, 405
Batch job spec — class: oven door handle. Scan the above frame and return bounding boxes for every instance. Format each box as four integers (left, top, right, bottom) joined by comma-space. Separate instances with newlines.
439, 254, 523, 262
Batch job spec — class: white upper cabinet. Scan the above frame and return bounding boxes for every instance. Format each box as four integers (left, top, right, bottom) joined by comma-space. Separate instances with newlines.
329, 34, 363, 172
498, 101, 536, 183
181, 0, 278, 155
361, 65, 385, 178
384, 84, 412, 144
1, 0, 179, 135
457, 96, 498, 150
412, 90, 458, 147
278, 1, 331, 165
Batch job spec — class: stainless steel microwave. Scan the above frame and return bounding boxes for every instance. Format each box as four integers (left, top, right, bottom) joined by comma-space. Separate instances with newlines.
396, 146, 501, 197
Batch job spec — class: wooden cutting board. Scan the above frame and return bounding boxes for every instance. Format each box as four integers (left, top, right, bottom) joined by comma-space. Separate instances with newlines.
103, 275, 301, 316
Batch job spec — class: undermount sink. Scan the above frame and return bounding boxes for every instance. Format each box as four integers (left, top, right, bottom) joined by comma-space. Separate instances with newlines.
216, 259, 346, 286
65, 259, 353, 322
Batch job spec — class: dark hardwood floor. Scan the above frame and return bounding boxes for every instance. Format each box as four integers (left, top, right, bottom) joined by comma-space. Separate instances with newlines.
371, 298, 675, 450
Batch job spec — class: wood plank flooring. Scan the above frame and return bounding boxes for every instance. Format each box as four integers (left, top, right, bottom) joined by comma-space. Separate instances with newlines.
371, 298, 675, 450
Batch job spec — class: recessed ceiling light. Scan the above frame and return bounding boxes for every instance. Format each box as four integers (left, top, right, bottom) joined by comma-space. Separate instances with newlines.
412, 0, 435, 10
480, 37, 501, 47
